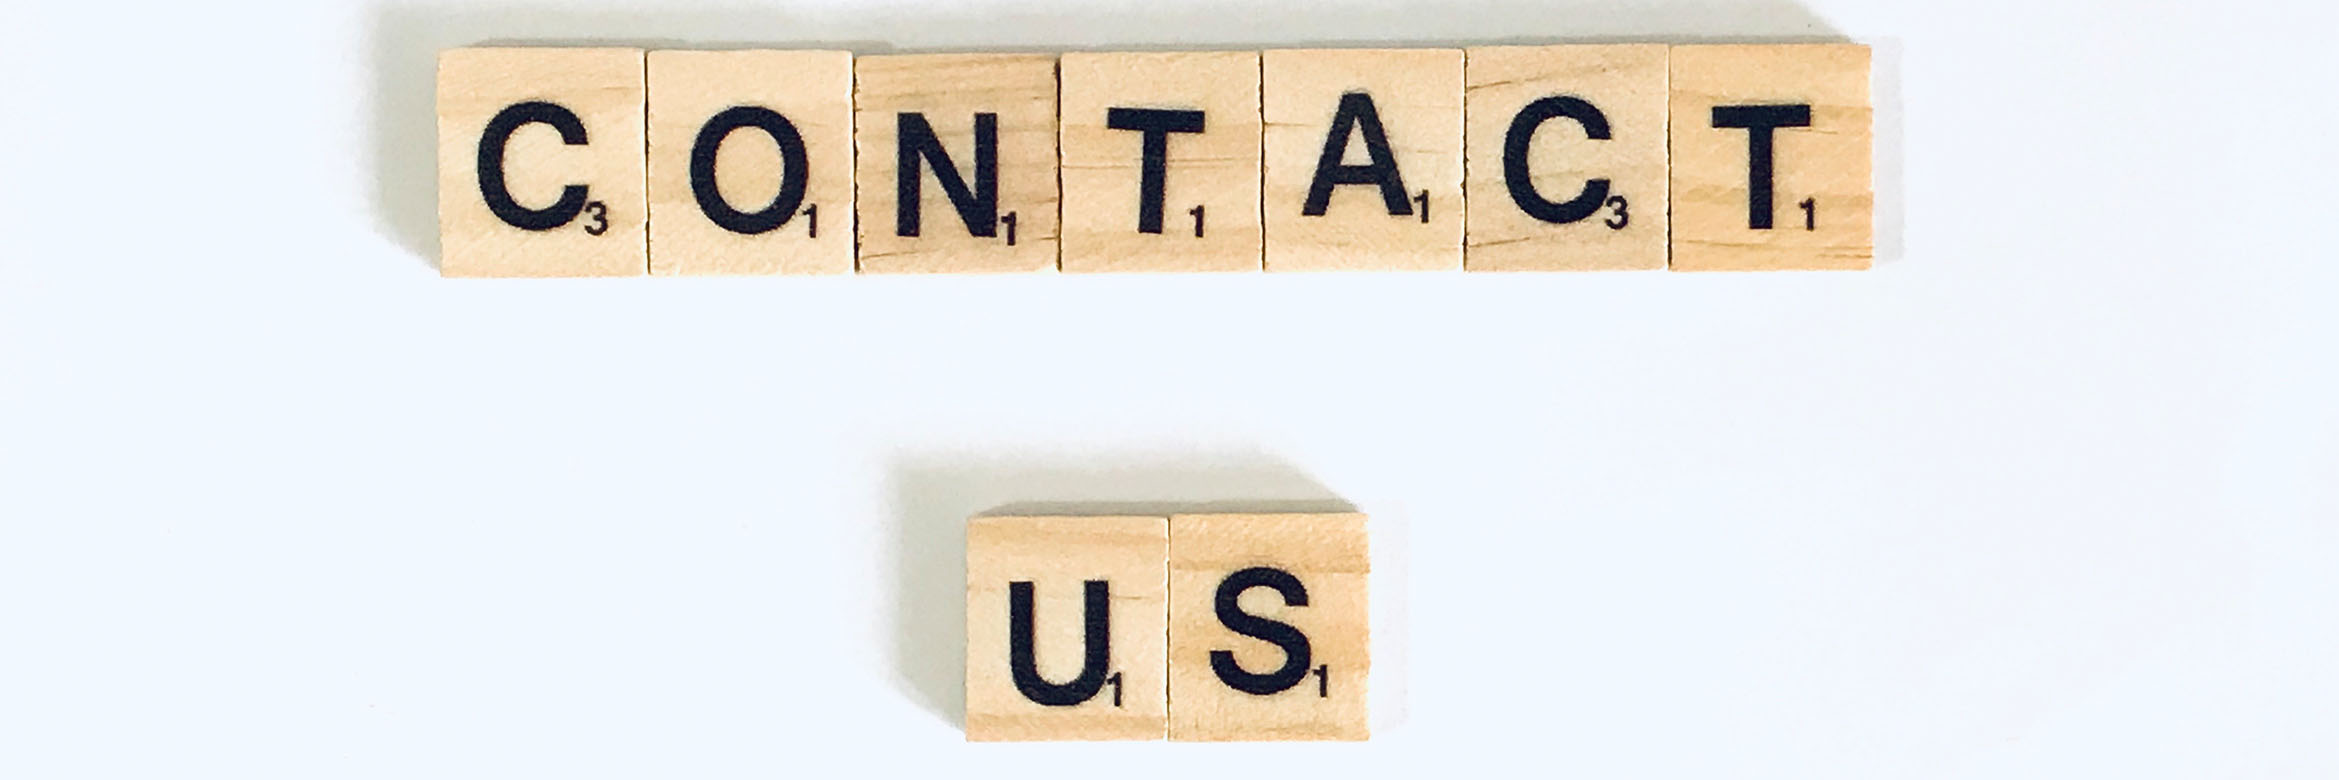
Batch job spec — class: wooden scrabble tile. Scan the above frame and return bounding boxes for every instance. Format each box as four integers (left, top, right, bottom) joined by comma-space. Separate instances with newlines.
1261, 49, 1463, 272
1464, 45, 1669, 271
1058, 52, 1262, 273
1669, 44, 1872, 271
646, 50, 853, 276
1168, 513, 1368, 741
966, 515, 1168, 741
855, 54, 1059, 273
437, 48, 647, 277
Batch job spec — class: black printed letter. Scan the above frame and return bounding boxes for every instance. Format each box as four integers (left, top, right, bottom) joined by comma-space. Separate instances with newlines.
1007, 580, 1112, 706
1105, 107, 1206, 234
688, 106, 809, 235
477, 101, 590, 231
1711, 104, 1812, 229
1503, 96, 1612, 224
1302, 92, 1411, 217
1210, 567, 1313, 696
896, 112, 999, 238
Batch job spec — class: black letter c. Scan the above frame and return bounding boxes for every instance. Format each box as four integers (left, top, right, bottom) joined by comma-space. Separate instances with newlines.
1502, 95, 1613, 225
477, 101, 591, 231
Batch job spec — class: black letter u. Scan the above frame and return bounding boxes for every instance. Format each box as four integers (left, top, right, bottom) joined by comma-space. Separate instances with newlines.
1007, 580, 1111, 706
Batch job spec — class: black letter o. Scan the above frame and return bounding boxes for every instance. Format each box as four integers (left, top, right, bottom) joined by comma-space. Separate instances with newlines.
689, 106, 810, 235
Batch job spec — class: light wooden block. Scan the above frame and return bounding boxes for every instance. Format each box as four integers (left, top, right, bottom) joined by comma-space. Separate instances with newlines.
1059, 52, 1262, 273
646, 50, 853, 276
1168, 513, 1369, 741
966, 515, 1168, 741
1261, 49, 1463, 272
1669, 44, 1872, 271
854, 54, 1059, 274
437, 48, 647, 277
1464, 45, 1669, 271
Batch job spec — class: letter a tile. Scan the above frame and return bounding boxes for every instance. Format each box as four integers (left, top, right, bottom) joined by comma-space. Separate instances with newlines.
1262, 50, 1463, 271
1669, 44, 1872, 270
1168, 513, 1369, 741
855, 54, 1059, 273
965, 515, 1168, 741
437, 48, 647, 277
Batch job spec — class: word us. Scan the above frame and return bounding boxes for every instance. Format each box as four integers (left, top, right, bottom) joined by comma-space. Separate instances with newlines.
968, 513, 1369, 741
437, 44, 1871, 276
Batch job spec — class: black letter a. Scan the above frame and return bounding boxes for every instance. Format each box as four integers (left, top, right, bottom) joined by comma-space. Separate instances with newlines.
1302, 92, 1412, 217
1007, 580, 1111, 706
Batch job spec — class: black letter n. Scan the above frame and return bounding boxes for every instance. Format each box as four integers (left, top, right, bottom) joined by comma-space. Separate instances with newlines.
896, 112, 999, 237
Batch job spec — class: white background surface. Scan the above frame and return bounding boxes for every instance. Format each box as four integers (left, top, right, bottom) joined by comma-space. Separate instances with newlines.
4, 0, 2335, 776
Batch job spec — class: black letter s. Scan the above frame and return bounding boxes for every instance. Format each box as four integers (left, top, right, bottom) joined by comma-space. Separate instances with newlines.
1209, 567, 1313, 696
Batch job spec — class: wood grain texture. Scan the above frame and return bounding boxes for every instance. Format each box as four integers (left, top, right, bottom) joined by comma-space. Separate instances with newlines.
1262, 49, 1463, 272
854, 53, 1059, 274
1168, 513, 1369, 741
1464, 44, 1669, 271
647, 50, 853, 276
1059, 51, 1263, 273
965, 515, 1168, 741
437, 48, 646, 277
1669, 44, 1872, 271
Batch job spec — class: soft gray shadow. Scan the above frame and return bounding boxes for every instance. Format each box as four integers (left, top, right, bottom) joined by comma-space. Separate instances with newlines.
368, 0, 1846, 269
885, 450, 1353, 728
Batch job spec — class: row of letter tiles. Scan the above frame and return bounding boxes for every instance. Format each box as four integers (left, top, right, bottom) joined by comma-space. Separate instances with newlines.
965, 513, 1370, 741
435, 44, 1872, 277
